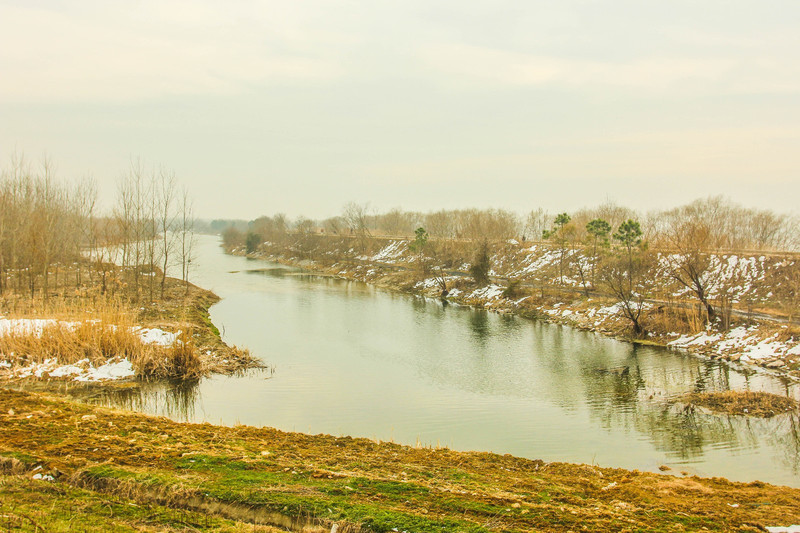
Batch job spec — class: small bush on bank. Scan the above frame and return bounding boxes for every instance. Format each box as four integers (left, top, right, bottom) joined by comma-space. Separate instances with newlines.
502, 279, 522, 299
469, 241, 491, 286
133, 329, 202, 380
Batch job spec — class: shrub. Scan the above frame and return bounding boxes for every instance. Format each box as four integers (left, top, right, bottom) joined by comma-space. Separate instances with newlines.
469, 241, 491, 285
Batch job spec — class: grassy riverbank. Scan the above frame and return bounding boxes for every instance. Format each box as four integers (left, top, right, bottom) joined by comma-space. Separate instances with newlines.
0, 266, 260, 382
2, 388, 800, 532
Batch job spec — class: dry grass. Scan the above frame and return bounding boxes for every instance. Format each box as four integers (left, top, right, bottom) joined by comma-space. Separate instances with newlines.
0, 299, 203, 380
682, 390, 798, 418
2, 262, 261, 380
134, 328, 203, 380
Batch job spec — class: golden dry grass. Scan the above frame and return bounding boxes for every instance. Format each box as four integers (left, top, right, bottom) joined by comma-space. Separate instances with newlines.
0, 299, 203, 380
683, 390, 798, 418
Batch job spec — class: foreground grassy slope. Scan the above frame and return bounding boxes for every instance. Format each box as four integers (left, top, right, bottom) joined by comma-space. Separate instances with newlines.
2, 389, 799, 532
0, 475, 285, 532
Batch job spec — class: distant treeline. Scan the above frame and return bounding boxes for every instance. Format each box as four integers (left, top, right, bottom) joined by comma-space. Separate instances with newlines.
219, 198, 799, 253
219, 199, 800, 335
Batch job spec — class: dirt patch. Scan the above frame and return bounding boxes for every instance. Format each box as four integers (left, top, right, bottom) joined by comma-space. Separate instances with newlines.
681, 390, 798, 417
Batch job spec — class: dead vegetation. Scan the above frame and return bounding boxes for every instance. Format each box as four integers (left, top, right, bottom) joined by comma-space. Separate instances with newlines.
681, 391, 799, 418
1, 264, 260, 381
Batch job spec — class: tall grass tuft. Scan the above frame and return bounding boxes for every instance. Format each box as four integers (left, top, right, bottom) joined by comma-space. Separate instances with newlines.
132, 328, 203, 380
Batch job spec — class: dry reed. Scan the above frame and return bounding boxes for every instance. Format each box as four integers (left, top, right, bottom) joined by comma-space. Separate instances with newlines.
0, 298, 203, 380
683, 390, 798, 418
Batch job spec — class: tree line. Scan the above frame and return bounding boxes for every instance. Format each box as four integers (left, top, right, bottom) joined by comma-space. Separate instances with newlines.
222, 197, 799, 335
0, 154, 195, 302
222, 198, 798, 253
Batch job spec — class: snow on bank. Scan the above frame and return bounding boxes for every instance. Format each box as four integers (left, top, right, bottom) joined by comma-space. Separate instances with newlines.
135, 327, 179, 346
0, 317, 177, 346
368, 240, 408, 262
414, 273, 799, 374
669, 325, 800, 368
0, 318, 79, 336
414, 276, 462, 291
0, 317, 179, 381
467, 284, 505, 301
6, 357, 136, 381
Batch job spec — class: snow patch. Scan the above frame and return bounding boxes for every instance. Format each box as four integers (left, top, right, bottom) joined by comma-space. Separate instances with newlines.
135, 327, 179, 346
468, 284, 505, 301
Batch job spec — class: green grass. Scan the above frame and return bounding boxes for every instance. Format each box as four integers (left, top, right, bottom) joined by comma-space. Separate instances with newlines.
0, 476, 275, 532
81, 460, 492, 533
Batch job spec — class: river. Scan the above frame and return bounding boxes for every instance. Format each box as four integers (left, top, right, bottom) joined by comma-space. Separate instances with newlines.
99, 234, 800, 487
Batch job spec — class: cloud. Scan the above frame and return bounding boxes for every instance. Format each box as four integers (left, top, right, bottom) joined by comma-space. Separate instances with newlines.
419, 42, 799, 95
0, 2, 348, 102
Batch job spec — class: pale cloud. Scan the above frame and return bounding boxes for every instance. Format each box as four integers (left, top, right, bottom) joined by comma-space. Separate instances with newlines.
418, 42, 800, 94
1, 0, 799, 218
0, 2, 347, 102
359, 125, 800, 193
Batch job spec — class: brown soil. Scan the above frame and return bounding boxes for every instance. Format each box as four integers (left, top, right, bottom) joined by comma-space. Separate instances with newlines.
2, 388, 800, 532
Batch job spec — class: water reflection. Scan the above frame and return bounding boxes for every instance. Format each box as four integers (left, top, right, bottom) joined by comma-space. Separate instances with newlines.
772, 414, 800, 472
99, 379, 201, 421
84, 235, 800, 487
468, 310, 490, 345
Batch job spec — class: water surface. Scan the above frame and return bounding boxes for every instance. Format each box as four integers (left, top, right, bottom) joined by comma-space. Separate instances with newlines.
100, 235, 800, 487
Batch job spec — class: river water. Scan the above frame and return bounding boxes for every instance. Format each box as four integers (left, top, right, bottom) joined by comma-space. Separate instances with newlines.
100, 235, 800, 487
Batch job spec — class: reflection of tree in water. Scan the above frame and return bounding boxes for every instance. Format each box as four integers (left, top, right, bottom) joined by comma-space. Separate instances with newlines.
497, 313, 523, 334
691, 360, 731, 393
469, 309, 490, 345
639, 407, 746, 460
580, 348, 746, 460
580, 349, 800, 469
409, 296, 450, 330
244, 267, 289, 278
765, 380, 800, 473
163, 380, 200, 419
770, 413, 800, 474
579, 344, 645, 416
99, 380, 200, 422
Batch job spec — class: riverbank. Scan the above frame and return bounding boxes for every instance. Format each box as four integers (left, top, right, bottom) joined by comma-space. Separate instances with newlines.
232, 237, 800, 382
0, 270, 260, 383
2, 387, 799, 532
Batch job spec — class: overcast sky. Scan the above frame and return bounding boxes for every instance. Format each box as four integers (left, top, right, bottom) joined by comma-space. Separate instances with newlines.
2, 1, 799, 220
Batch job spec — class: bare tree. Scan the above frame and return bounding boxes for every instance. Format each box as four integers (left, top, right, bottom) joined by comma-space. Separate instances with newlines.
659, 200, 728, 324
178, 186, 195, 296
599, 250, 652, 337
323, 216, 345, 235
523, 208, 550, 243
158, 168, 177, 299
72, 176, 97, 288
343, 202, 371, 250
